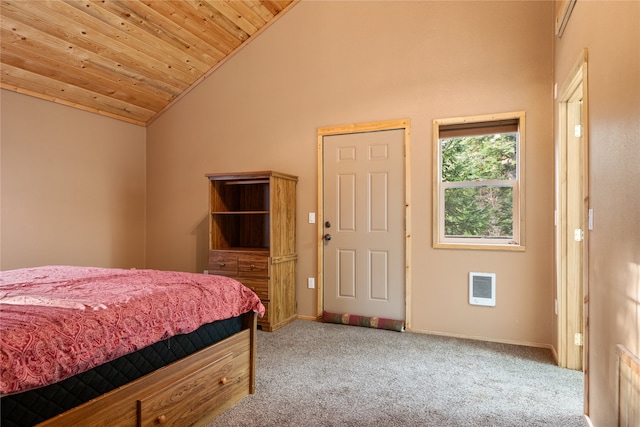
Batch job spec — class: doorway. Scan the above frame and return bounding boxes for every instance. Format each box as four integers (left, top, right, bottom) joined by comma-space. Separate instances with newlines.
556, 49, 589, 412
316, 119, 412, 328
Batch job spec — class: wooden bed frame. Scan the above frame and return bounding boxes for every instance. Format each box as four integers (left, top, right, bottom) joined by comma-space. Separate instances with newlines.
35, 312, 257, 427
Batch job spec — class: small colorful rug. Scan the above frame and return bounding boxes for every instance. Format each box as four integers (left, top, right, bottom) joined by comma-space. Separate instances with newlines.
322, 311, 405, 332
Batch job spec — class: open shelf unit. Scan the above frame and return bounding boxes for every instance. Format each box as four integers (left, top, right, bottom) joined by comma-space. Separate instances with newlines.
205, 171, 297, 331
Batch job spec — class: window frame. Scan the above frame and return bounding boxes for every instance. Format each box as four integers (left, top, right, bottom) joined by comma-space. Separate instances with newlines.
432, 111, 526, 251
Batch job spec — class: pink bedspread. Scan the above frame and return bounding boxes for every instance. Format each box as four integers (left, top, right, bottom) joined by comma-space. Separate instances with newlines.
0, 265, 264, 395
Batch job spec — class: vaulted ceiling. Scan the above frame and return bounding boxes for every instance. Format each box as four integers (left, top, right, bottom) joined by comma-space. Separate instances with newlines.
0, 0, 297, 126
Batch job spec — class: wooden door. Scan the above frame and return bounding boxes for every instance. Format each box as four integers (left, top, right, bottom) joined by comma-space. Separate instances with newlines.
321, 128, 405, 320
565, 95, 584, 370
556, 50, 589, 411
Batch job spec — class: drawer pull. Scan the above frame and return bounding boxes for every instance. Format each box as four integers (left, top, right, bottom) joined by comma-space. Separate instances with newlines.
157, 415, 167, 424
218, 262, 226, 267
220, 377, 228, 385
250, 264, 255, 270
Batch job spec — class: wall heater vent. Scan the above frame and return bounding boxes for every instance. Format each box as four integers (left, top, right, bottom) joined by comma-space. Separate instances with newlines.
469, 272, 496, 307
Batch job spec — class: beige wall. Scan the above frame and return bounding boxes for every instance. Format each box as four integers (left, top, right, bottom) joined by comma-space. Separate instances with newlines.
0, 90, 146, 270
1, 1, 636, 422
554, 1, 640, 424
147, 1, 556, 346
2, 1, 636, 422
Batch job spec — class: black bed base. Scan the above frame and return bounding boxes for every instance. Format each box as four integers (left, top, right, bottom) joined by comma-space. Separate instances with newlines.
1, 315, 244, 427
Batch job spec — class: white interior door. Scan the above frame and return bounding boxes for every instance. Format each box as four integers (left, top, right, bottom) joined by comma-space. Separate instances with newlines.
322, 129, 405, 320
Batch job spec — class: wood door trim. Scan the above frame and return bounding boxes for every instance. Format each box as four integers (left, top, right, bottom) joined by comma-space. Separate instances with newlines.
317, 119, 412, 329
556, 48, 589, 414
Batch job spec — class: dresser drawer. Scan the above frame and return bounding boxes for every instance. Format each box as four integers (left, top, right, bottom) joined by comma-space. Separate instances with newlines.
237, 253, 268, 277
138, 352, 238, 426
208, 252, 238, 275
241, 278, 269, 301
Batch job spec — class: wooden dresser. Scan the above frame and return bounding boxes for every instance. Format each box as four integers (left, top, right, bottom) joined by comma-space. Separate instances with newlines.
205, 171, 297, 332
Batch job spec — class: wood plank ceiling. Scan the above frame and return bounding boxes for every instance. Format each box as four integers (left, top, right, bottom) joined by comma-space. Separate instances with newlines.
0, 0, 297, 126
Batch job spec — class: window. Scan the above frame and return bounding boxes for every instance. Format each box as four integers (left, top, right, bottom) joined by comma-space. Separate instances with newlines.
433, 112, 525, 250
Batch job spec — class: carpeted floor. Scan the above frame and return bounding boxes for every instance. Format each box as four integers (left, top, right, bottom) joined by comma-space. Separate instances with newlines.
208, 320, 584, 427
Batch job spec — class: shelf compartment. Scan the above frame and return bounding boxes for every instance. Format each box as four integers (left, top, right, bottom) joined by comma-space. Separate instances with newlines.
210, 213, 270, 249
210, 180, 269, 213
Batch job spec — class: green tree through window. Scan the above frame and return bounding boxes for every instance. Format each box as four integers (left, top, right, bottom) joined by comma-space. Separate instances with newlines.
433, 112, 524, 249
441, 133, 517, 238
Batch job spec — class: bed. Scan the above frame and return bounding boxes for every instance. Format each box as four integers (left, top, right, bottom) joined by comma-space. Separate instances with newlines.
0, 265, 264, 427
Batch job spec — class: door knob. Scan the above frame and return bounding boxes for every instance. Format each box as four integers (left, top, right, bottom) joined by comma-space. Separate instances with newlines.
323, 234, 332, 241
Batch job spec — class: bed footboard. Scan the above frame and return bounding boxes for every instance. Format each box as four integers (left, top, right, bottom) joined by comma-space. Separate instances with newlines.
37, 311, 257, 427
